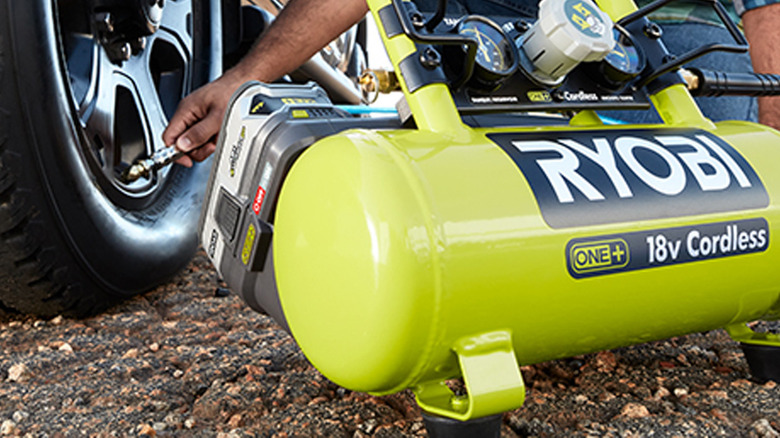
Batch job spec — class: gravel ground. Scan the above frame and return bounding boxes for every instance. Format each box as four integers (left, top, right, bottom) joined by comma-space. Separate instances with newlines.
0, 251, 779, 437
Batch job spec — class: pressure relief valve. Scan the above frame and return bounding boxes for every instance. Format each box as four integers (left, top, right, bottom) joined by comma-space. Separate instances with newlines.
519, 0, 615, 85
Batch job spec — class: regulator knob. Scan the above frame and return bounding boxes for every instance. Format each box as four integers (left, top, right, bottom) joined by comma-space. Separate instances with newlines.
519, 0, 615, 85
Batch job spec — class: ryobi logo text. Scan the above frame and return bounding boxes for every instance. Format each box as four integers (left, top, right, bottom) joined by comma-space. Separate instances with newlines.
229, 126, 246, 177
489, 130, 769, 228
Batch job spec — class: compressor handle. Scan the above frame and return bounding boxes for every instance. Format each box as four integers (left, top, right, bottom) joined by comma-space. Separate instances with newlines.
683, 67, 780, 97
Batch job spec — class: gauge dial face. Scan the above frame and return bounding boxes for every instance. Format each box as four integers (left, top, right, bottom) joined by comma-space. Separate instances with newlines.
604, 30, 642, 76
458, 18, 516, 76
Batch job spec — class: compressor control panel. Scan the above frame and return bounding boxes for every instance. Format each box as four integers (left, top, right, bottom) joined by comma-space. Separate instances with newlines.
379, 0, 747, 115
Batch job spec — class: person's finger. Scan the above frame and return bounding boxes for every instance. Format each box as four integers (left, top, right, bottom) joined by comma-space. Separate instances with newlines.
189, 141, 217, 163
174, 109, 223, 154
162, 95, 203, 147
175, 154, 194, 168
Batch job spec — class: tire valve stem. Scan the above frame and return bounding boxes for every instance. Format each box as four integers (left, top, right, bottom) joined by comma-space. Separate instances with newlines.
120, 145, 183, 183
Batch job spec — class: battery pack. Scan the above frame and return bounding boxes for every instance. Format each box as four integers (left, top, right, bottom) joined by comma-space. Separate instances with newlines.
199, 82, 400, 328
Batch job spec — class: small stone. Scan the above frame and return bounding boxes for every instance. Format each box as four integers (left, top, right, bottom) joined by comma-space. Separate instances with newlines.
765, 381, 777, 390
706, 390, 728, 400
0, 420, 17, 436
50, 315, 64, 326
33, 320, 45, 328
122, 349, 140, 359
654, 387, 671, 400
58, 343, 73, 353
595, 351, 617, 372
173, 369, 184, 378
215, 287, 231, 297
673, 388, 688, 398
575, 395, 589, 404
138, 424, 156, 437
711, 409, 729, 423
149, 343, 160, 352
163, 413, 182, 428
358, 419, 378, 434
227, 414, 243, 428
619, 403, 650, 419
7, 363, 31, 383
751, 419, 780, 438
184, 418, 195, 429
11, 411, 28, 423
152, 422, 167, 432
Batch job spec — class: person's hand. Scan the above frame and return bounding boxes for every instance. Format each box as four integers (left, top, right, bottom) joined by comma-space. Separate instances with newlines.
162, 69, 249, 167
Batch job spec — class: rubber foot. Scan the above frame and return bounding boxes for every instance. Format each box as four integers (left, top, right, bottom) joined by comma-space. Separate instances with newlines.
422, 413, 502, 438
740, 342, 780, 383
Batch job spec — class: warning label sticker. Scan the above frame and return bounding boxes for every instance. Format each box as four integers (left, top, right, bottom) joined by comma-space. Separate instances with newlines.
567, 218, 769, 278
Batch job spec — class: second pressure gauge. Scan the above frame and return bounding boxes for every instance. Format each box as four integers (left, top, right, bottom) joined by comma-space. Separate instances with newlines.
457, 16, 518, 87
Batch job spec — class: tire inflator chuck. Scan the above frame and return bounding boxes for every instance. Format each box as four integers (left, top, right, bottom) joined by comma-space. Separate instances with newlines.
120, 145, 183, 183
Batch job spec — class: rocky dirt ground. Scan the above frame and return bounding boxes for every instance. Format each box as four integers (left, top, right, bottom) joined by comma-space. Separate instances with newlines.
0, 251, 779, 437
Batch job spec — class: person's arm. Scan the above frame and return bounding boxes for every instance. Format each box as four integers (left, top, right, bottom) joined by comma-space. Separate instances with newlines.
163, 0, 369, 166
742, 2, 780, 130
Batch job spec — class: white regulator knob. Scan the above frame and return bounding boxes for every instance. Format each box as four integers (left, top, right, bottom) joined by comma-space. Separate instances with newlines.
520, 0, 615, 84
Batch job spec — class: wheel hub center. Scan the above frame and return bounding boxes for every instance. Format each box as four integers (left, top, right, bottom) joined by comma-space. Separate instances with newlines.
93, 0, 166, 63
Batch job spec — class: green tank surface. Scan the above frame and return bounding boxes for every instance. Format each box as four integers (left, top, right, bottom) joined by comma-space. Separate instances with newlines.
274, 119, 780, 420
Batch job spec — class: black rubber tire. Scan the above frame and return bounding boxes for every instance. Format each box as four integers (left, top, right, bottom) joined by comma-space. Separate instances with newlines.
0, 0, 217, 316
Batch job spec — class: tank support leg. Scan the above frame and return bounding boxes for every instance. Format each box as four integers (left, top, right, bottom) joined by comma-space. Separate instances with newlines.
412, 331, 524, 435
422, 412, 502, 438
726, 323, 780, 382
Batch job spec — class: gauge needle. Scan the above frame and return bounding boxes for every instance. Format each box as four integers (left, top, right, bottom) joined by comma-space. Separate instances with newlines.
473, 30, 490, 61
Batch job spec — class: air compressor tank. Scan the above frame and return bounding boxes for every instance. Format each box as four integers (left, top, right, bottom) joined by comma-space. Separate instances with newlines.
273, 120, 780, 419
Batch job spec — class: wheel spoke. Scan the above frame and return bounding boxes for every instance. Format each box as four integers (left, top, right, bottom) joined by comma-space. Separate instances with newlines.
146, 27, 191, 124
82, 48, 121, 172
118, 54, 167, 158
159, 0, 193, 55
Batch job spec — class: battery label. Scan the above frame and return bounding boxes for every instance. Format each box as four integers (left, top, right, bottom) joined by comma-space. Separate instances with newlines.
566, 218, 769, 278
253, 162, 274, 215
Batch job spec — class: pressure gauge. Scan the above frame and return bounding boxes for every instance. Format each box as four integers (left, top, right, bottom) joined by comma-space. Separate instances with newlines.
599, 29, 644, 86
458, 16, 518, 86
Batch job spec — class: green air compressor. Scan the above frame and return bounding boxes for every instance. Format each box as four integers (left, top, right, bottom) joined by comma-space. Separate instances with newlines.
200, 0, 780, 435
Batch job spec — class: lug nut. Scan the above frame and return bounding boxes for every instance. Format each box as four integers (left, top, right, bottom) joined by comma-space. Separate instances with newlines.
130, 37, 147, 54
119, 42, 132, 61
95, 12, 115, 33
